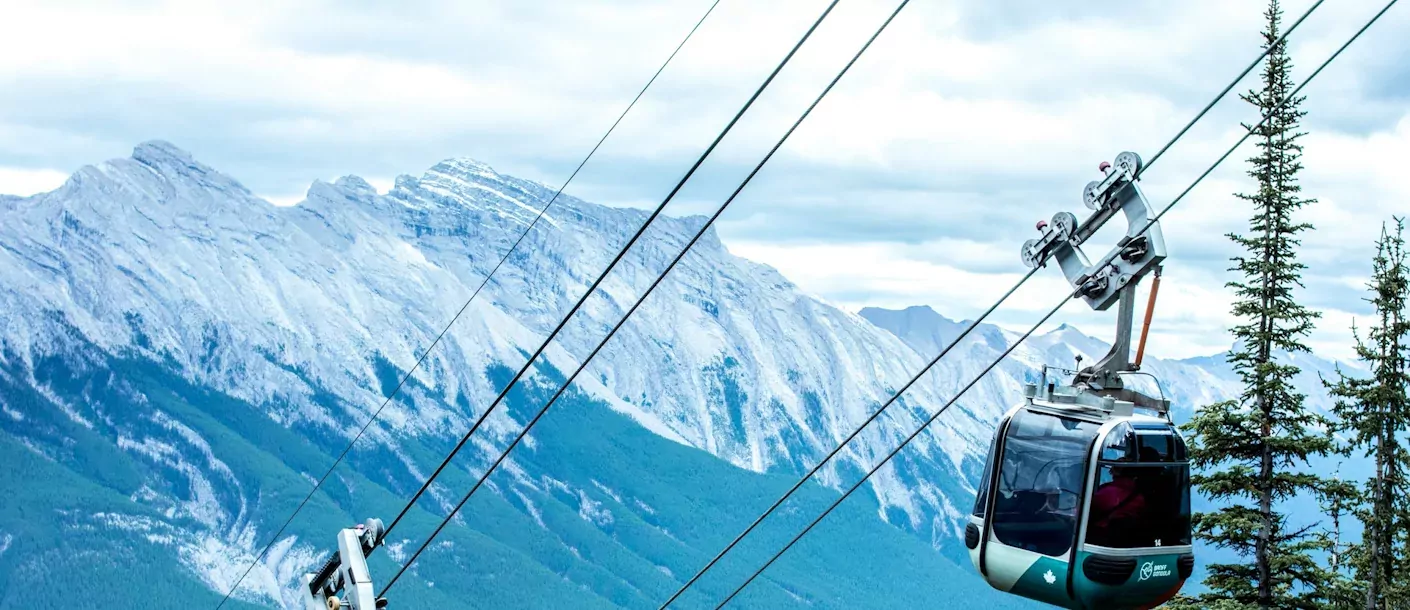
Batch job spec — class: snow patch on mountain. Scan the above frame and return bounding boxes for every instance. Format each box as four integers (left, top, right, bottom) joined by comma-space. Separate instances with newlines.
0, 142, 1002, 546
1, 141, 1354, 605
187, 530, 322, 608
59, 507, 315, 607
576, 491, 613, 528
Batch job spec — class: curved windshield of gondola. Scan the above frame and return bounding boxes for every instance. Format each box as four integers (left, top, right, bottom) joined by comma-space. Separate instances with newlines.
1085, 427, 1192, 548
992, 409, 1100, 557
973, 425, 1002, 517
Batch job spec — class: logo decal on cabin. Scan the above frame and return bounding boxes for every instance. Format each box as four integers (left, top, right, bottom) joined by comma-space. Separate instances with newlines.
1139, 562, 1172, 581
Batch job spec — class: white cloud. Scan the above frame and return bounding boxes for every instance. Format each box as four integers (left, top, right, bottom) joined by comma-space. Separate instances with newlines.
0, 167, 68, 197
0, 0, 1404, 362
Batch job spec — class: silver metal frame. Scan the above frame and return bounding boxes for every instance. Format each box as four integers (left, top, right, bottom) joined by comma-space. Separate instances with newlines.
1020, 151, 1167, 313
302, 518, 386, 610
1020, 151, 1170, 414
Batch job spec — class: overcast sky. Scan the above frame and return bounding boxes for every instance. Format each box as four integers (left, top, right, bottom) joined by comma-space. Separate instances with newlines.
2, 0, 1407, 362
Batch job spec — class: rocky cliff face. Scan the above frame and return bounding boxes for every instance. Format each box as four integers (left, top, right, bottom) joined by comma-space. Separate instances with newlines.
0, 142, 1347, 607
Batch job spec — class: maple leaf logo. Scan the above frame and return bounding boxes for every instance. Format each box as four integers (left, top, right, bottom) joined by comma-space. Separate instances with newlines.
1043, 570, 1056, 584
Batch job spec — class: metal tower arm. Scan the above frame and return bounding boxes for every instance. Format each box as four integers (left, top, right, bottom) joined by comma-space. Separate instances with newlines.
1020, 151, 1167, 311
1019, 151, 1170, 413
302, 518, 388, 610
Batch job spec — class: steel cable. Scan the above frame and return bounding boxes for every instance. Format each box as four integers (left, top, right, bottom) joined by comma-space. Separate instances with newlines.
379, 0, 912, 597
380, 0, 842, 547
715, 3, 1398, 604
214, 2, 721, 605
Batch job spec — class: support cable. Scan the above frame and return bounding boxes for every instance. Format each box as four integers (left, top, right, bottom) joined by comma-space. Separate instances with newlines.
1137, 0, 1323, 177
715, 3, 1398, 604
381, 0, 842, 543
657, 0, 1327, 604
214, 2, 721, 605
379, 0, 912, 597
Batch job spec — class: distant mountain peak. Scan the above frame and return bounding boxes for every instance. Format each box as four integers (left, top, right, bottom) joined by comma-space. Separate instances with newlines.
425, 157, 500, 181
858, 304, 951, 323
899, 305, 952, 322
858, 305, 971, 356
132, 139, 197, 166
331, 175, 377, 196
28, 139, 257, 210
126, 140, 234, 188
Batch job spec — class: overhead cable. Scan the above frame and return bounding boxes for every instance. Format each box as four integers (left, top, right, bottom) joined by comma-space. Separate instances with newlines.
379, 0, 843, 547
214, 2, 721, 606
380, 0, 912, 597
716, 3, 1398, 604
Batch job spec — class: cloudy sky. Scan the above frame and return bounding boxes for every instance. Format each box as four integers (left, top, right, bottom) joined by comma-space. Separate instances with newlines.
2, 0, 1407, 362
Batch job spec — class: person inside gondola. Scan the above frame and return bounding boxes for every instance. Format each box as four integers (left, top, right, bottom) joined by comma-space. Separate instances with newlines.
990, 410, 1103, 556
1089, 446, 1168, 547
1091, 465, 1146, 535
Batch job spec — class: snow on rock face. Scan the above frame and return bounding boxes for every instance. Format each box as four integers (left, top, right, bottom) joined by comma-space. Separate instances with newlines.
4, 142, 1346, 598
0, 142, 1000, 551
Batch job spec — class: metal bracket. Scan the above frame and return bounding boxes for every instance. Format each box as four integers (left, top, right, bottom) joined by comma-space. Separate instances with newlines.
1073, 283, 1137, 392
1020, 151, 1167, 311
1020, 152, 1172, 415
303, 518, 388, 610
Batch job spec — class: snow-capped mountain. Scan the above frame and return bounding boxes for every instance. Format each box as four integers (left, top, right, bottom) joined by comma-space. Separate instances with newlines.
0, 140, 994, 512
0, 142, 1348, 608
0, 142, 1012, 608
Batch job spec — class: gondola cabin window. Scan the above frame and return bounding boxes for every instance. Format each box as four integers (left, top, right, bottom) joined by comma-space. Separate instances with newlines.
992, 410, 1100, 557
1085, 422, 1192, 548
972, 425, 1002, 518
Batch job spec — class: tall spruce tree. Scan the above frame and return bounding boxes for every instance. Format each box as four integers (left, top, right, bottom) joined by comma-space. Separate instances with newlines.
1176, 1, 1335, 607
1314, 470, 1362, 608
1324, 218, 1410, 609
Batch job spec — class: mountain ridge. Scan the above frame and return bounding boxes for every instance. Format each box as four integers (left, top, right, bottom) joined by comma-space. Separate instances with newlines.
857, 303, 1353, 416
0, 142, 1353, 607
2, 142, 997, 607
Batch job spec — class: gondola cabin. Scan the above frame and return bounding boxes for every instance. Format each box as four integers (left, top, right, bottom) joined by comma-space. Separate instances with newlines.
966, 382, 1193, 610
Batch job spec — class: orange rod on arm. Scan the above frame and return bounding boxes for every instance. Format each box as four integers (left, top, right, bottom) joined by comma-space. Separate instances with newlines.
1134, 266, 1162, 368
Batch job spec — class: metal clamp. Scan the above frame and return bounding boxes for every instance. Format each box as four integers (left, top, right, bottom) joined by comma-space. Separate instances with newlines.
1020, 152, 1167, 311
303, 518, 388, 610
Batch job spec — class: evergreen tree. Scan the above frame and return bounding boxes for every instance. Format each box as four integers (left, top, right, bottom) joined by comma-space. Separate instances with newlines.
1324, 218, 1410, 609
1314, 470, 1363, 608
1177, 1, 1335, 607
